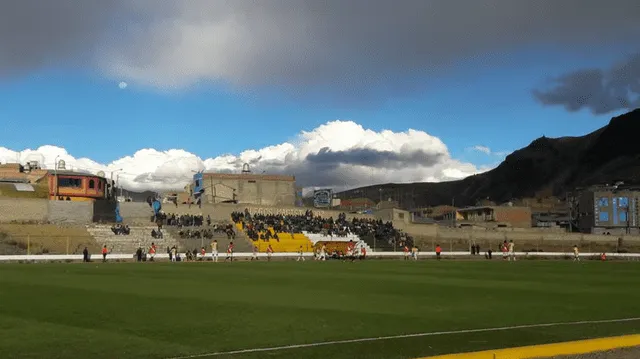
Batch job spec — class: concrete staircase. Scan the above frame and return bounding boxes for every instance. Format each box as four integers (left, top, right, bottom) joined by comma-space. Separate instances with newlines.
165, 226, 254, 254
86, 225, 179, 254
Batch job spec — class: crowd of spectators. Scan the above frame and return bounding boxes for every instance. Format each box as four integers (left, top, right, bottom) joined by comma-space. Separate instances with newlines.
177, 224, 236, 240
111, 224, 130, 235
231, 209, 412, 247
154, 213, 210, 227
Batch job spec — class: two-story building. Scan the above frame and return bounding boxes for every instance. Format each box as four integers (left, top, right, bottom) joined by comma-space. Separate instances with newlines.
576, 186, 640, 234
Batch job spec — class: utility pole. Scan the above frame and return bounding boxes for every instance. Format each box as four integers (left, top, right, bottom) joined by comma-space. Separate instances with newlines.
566, 192, 573, 233
451, 197, 456, 227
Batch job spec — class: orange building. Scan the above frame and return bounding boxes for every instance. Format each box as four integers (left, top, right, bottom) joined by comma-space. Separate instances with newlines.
0, 163, 111, 202
47, 171, 109, 201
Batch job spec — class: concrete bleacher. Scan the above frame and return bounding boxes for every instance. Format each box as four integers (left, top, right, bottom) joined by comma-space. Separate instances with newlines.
86, 225, 179, 254
236, 223, 314, 252
166, 226, 253, 254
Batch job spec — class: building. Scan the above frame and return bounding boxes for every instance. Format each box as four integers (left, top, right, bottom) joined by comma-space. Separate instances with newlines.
411, 205, 462, 222
456, 205, 532, 228
576, 186, 640, 234
192, 172, 296, 206
0, 162, 110, 202
335, 198, 376, 212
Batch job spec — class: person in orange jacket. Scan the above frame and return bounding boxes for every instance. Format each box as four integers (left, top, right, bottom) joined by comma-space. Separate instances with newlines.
101, 245, 108, 262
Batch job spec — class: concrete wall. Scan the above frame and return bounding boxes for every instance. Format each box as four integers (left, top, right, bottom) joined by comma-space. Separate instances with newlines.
0, 198, 117, 224
93, 201, 117, 223
0, 198, 48, 223
201, 176, 296, 206
47, 201, 93, 224
395, 222, 640, 251
118, 202, 154, 224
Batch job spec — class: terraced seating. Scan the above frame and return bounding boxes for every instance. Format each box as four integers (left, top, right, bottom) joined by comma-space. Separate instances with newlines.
232, 209, 409, 253
86, 225, 178, 254
245, 226, 313, 252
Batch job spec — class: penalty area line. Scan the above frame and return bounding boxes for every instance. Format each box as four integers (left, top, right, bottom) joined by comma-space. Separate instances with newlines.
164, 316, 640, 359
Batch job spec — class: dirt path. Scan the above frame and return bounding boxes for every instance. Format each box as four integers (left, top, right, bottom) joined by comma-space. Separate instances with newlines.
534, 346, 640, 359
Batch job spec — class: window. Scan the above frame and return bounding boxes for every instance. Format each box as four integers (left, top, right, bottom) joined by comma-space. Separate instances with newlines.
598, 197, 609, 207
57, 177, 82, 188
598, 212, 609, 222
620, 211, 628, 222
619, 197, 629, 207
89, 179, 95, 189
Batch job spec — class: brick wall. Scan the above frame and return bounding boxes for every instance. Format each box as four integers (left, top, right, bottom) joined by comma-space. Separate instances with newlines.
494, 207, 532, 227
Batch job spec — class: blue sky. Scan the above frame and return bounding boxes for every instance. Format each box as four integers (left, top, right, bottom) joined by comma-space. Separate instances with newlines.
0, 1, 638, 191
0, 49, 624, 162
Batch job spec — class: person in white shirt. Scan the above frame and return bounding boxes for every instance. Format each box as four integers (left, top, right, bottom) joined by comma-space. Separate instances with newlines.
252, 245, 259, 261
210, 240, 218, 262
508, 240, 516, 261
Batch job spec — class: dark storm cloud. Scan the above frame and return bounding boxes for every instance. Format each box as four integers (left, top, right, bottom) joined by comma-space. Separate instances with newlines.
0, 0, 127, 78
1, 0, 639, 98
306, 147, 444, 170
533, 54, 640, 114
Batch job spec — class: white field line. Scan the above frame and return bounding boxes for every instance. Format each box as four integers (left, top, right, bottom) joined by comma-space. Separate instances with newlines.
164, 316, 640, 359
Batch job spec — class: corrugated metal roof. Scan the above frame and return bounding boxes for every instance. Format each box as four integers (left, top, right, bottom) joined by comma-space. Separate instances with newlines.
13, 183, 35, 192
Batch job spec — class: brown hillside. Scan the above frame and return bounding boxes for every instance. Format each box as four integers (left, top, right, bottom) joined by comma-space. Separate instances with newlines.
338, 108, 640, 208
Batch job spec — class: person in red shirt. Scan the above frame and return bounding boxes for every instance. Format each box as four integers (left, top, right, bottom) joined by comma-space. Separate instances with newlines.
224, 242, 234, 262
266, 244, 273, 261
403, 245, 409, 260
149, 243, 157, 261
101, 245, 108, 262
501, 240, 508, 261
435, 244, 442, 261
200, 247, 206, 261
360, 246, 366, 260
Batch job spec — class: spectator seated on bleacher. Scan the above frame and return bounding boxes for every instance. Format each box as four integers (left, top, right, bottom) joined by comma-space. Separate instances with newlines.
151, 229, 164, 239
155, 212, 206, 227
231, 209, 412, 249
111, 224, 130, 235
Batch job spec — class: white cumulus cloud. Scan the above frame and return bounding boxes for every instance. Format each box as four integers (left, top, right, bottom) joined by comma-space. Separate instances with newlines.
0, 121, 493, 192
118, 81, 128, 89
470, 145, 492, 155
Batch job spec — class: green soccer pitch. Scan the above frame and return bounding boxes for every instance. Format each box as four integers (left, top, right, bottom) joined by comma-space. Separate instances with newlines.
1, 260, 639, 359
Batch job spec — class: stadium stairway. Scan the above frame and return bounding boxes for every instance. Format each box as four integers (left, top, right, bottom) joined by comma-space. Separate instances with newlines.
235, 223, 314, 252
165, 226, 254, 254
86, 225, 179, 254
358, 234, 394, 252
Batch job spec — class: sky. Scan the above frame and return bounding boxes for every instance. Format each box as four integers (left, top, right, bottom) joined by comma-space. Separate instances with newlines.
0, 0, 639, 192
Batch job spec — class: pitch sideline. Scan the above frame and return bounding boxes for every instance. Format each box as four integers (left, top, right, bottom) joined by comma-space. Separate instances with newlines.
164, 317, 640, 359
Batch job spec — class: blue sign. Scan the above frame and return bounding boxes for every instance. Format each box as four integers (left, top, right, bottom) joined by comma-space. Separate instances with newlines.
115, 203, 123, 223
313, 189, 332, 208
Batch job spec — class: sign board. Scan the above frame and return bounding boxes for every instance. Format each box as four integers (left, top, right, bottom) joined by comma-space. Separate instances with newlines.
313, 189, 332, 208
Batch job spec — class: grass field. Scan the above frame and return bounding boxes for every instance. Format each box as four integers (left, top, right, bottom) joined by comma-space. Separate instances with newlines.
0, 260, 639, 359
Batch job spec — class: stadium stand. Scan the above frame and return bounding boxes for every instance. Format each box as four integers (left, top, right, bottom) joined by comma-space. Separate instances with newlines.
231, 209, 411, 252
86, 225, 179, 254
165, 221, 253, 254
